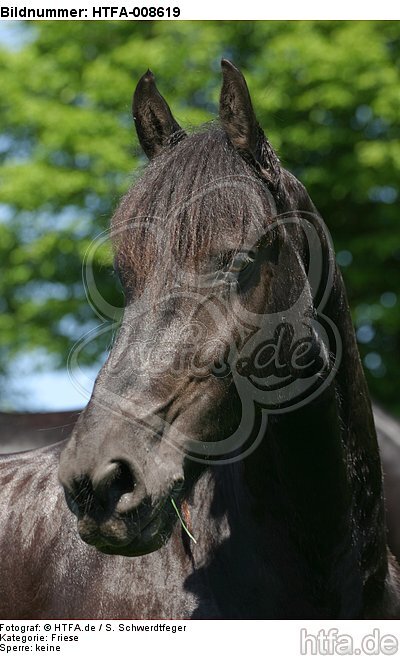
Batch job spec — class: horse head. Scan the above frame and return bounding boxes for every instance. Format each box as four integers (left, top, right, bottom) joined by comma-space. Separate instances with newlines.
59, 61, 339, 557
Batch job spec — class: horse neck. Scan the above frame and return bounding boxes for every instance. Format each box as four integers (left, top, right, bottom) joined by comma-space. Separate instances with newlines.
232, 263, 389, 615
323, 266, 389, 610
249, 386, 360, 582
238, 217, 356, 564
189, 388, 364, 618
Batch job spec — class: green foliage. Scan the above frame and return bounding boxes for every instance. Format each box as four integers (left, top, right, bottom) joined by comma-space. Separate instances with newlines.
0, 21, 399, 412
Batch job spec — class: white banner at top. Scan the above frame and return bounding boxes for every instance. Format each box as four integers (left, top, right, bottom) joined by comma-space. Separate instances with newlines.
0, 0, 399, 20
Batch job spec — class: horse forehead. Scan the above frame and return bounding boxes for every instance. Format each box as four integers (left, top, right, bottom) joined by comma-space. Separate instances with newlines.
123, 293, 217, 341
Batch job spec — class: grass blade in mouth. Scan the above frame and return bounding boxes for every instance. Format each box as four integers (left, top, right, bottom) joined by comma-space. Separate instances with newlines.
170, 498, 197, 544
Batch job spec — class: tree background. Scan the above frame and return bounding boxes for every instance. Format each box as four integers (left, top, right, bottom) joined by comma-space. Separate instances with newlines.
0, 20, 399, 414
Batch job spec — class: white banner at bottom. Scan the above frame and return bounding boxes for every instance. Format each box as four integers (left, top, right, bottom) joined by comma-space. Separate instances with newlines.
1, 620, 400, 656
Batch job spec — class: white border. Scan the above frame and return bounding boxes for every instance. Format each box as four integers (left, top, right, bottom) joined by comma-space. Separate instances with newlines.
1, 0, 399, 20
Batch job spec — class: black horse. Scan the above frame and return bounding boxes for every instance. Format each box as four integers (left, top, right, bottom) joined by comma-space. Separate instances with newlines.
1, 61, 399, 619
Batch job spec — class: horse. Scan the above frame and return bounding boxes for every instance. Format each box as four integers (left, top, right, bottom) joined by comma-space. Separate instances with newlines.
1, 60, 399, 619
3, 407, 400, 562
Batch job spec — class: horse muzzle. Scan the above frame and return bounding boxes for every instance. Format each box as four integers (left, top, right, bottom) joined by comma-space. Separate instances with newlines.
60, 452, 184, 556
75, 500, 172, 556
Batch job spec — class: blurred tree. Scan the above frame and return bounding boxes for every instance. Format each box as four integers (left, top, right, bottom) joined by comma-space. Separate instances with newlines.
0, 21, 399, 412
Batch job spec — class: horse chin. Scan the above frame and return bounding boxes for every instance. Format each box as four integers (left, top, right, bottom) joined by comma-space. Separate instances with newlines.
77, 507, 173, 557
97, 534, 166, 557
99, 520, 171, 557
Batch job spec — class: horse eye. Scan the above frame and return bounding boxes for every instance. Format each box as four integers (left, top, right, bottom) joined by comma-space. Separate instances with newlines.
228, 251, 256, 274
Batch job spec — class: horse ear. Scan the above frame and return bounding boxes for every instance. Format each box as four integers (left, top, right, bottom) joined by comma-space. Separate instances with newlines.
133, 70, 186, 159
219, 59, 280, 184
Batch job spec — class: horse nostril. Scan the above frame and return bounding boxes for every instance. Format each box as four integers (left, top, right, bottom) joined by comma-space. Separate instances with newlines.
64, 475, 93, 518
63, 461, 139, 519
92, 460, 137, 511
